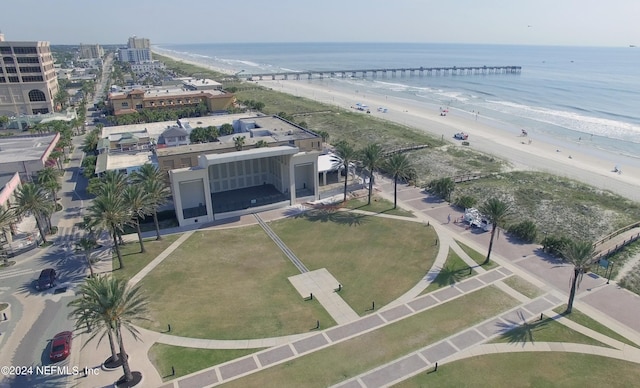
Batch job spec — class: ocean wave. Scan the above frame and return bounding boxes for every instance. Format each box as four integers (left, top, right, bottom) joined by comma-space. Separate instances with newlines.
485, 100, 640, 141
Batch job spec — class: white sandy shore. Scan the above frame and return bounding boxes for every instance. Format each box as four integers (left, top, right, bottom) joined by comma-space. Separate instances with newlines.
157, 51, 640, 202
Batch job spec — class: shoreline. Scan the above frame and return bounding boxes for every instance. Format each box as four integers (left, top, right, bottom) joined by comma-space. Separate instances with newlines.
154, 50, 640, 202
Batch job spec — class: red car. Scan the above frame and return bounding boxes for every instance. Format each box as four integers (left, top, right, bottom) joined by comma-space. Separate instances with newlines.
49, 331, 73, 362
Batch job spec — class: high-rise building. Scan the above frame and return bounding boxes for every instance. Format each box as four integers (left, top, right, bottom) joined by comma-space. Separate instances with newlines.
127, 36, 150, 49
0, 35, 59, 116
119, 36, 152, 64
79, 43, 104, 59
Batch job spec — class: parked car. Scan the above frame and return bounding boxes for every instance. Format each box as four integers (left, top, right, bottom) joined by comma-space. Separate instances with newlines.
49, 331, 73, 362
454, 132, 469, 140
35, 268, 57, 291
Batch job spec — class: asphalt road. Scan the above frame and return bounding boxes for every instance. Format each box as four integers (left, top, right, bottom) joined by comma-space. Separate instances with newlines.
0, 57, 111, 388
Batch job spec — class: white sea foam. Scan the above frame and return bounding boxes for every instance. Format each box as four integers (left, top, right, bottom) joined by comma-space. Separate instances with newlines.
486, 100, 640, 142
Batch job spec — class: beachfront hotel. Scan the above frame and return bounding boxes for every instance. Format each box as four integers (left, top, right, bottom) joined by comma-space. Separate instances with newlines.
107, 86, 236, 116
0, 33, 59, 117
118, 36, 152, 64
78, 43, 104, 59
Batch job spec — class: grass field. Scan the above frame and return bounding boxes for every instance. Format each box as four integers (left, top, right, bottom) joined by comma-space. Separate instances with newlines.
269, 212, 437, 313
395, 353, 640, 387
502, 275, 544, 299
138, 226, 334, 339
552, 305, 639, 348
455, 240, 499, 269
490, 315, 609, 348
341, 195, 415, 217
148, 344, 262, 381
111, 235, 181, 281
422, 249, 477, 294
223, 285, 517, 387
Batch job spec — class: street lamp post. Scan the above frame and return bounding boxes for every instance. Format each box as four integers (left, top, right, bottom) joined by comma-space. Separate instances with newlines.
607, 261, 615, 284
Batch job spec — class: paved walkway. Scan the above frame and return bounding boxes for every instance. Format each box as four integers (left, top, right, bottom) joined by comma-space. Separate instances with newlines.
74, 175, 640, 388
289, 269, 359, 324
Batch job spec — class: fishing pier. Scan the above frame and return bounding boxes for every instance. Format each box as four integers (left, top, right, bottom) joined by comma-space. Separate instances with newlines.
240, 65, 521, 81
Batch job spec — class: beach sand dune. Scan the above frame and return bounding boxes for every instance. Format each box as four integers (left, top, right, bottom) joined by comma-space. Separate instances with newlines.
156, 52, 640, 202
261, 79, 640, 202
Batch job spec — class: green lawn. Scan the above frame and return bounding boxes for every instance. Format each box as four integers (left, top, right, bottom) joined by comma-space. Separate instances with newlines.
0, 303, 7, 311
148, 344, 262, 381
455, 240, 499, 269
341, 195, 415, 217
270, 212, 437, 314
552, 305, 639, 348
223, 285, 517, 388
502, 275, 544, 299
491, 316, 610, 348
138, 226, 334, 339
111, 234, 181, 281
395, 353, 640, 387
422, 249, 477, 294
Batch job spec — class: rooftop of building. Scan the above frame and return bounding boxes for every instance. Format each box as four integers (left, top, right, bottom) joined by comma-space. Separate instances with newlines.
0, 134, 58, 164
156, 115, 320, 157
95, 151, 157, 175
0, 172, 18, 188
101, 113, 249, 141
0, 40, 50, 47
108, 87, 227, 100
178, 78, 222, 89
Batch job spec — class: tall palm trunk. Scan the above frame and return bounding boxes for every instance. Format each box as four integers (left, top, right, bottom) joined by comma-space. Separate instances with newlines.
153, 209, 161, 240
367, 171, 374, 205
565, 268, 580, 314
85, 254, 95, 277
34, 215, 47, 244
135, 220, 145, 253
112, 229, 124, 269
107, 329, 120, 363
393, 176, 398, 209
483, 224, 498, 265
117, 326, 133, 382
343, 170, 349, 202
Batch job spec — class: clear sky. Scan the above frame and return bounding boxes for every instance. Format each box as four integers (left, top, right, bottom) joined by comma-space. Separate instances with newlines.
1, 0, 638, 47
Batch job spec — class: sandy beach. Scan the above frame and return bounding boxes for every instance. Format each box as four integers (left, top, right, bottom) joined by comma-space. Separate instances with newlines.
157, 51, 640, 202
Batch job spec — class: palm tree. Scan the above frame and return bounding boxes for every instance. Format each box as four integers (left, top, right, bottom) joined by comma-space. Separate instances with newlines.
37, 167, 61, 203
233, 135, 246, 151
82, 129, 100, 154
12, 183, 50, 244
431, 177, 455, 202
0, 115, 9, 129
333, 141, 357, 202
478, 198, 513, 265
76, 236, 97, 277
87, 188, 129, 269
49, 149, 64, 170
68, 275, 149, 383
562, 240, 596, 314
0, 207, 16, 263
90, 170, 128, 196
131, 164, 170, 240
360, 143, 385, 205
122, 185, 150, 253
384, 153, 416, 209
68, 276, 120, 366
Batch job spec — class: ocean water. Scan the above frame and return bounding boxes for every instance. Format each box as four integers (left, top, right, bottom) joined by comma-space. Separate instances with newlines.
154, 43, 640, 163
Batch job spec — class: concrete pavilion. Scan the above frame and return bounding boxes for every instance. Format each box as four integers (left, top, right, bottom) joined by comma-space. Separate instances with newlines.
169, 146, 319, 226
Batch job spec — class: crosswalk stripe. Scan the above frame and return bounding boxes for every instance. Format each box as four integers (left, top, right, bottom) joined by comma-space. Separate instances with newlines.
0, 268, 37, 280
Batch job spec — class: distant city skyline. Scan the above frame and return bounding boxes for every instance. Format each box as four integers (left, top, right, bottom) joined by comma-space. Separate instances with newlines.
1, 0, 638, 47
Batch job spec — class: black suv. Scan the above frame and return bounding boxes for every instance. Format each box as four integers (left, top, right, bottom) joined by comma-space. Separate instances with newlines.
36, 268, 57, 290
